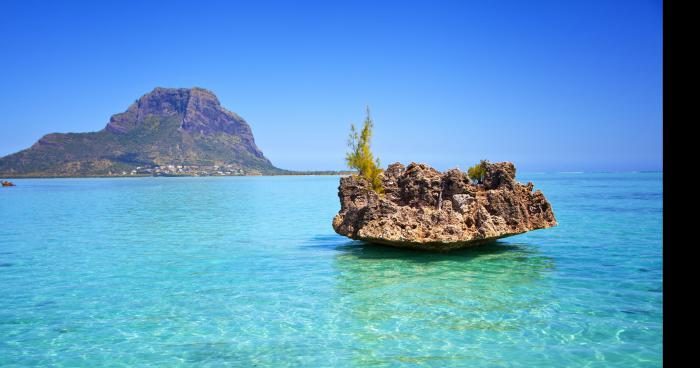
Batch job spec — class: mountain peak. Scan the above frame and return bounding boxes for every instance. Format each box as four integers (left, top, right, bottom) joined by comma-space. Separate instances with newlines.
106, 87, 267, 158
143, 87, 220, 105
104, 87, 254, 141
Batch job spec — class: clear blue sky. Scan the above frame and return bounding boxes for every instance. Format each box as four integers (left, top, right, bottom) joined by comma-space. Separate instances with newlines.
0, 0, 662, 172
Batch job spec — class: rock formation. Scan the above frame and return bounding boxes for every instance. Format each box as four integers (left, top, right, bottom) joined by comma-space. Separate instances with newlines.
332, 161, 557, 251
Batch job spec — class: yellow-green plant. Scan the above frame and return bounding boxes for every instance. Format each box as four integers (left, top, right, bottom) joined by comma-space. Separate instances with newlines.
346, 107, 383, 193
467, 159, 488, 184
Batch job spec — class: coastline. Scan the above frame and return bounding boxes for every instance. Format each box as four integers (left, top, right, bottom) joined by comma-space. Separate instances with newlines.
1, 171, 356, 179
2, 170, 663, 180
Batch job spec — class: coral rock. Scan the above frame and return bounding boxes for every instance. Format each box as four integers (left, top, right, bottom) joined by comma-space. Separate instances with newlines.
332, 162, 557, 251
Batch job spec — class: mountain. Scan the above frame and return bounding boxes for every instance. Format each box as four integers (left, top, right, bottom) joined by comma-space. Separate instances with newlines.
0, 87, 287, 177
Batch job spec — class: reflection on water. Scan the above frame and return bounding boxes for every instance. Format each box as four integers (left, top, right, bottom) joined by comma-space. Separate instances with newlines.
328, 240, 556, 365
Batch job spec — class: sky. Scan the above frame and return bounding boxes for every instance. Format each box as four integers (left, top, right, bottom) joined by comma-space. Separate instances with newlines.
0, 0, 662, 172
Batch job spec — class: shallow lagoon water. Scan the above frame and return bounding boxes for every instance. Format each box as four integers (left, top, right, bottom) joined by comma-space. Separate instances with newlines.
0, 173, 662, 367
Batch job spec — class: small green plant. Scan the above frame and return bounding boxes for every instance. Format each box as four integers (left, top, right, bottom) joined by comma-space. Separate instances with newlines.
467, 159, 488, 184
346, 107, 383, 193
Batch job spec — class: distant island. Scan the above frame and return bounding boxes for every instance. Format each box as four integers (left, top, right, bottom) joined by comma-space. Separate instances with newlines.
0, 87, 349, 178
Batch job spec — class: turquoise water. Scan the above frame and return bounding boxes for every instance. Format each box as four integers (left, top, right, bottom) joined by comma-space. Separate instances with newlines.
0, 173, 662, 367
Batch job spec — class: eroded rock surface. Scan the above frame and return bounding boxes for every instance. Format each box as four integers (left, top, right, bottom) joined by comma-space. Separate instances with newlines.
332, 162, 557, 251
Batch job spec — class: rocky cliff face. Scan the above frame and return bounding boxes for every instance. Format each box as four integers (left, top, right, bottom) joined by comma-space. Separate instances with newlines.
105, 87, 265, 158
332, 162, 557, 251
0, 87, 282, 177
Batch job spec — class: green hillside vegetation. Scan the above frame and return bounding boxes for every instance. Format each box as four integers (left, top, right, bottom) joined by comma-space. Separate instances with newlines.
0, 115, 278, 176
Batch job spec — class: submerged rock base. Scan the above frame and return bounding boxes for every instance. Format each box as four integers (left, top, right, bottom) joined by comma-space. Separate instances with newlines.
332, 162, 557, 251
